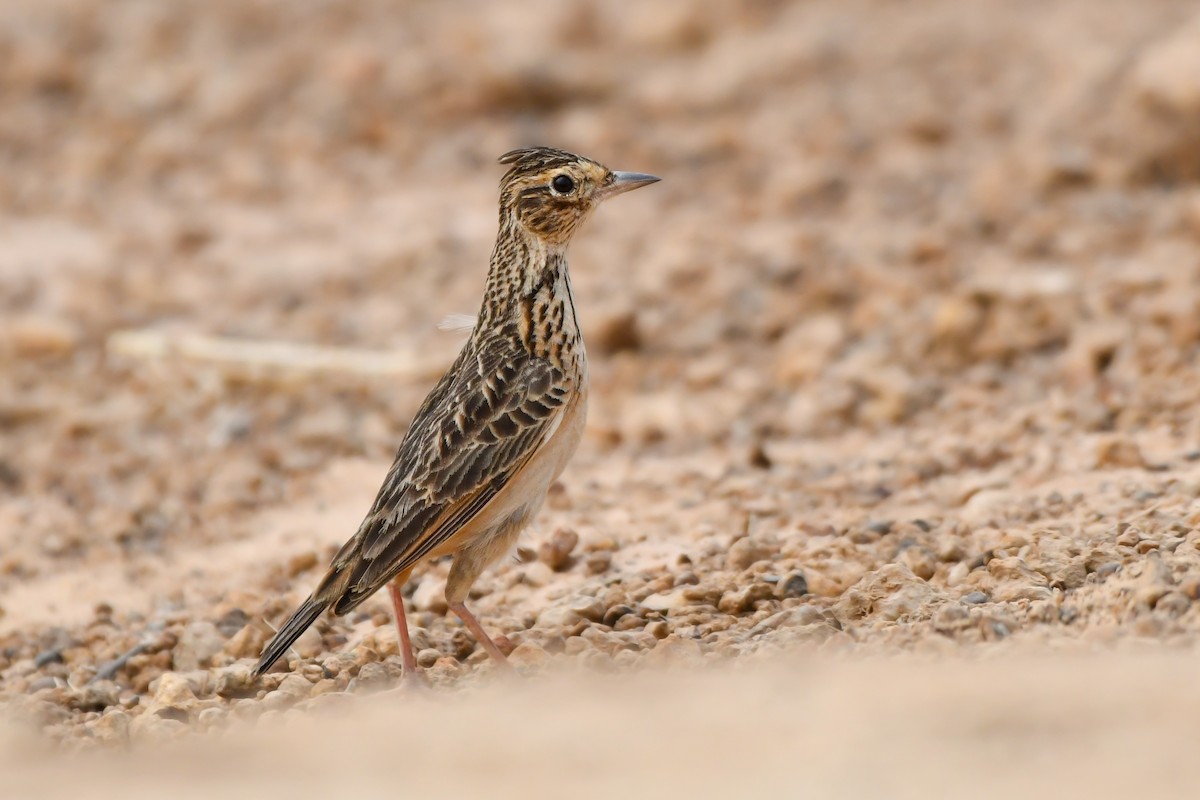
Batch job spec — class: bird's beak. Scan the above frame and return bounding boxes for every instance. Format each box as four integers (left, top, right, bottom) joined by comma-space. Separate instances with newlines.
597, 170, 661, 201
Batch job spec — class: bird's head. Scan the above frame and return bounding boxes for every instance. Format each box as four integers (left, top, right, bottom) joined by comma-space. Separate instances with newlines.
497, 147, 659, 246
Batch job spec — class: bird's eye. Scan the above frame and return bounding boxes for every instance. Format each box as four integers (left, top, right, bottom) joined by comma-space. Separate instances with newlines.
551, 174, 575, 194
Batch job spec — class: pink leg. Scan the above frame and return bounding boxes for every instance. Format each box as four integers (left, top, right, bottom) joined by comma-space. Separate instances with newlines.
449, 601, 515, 672
387, 578, 419, 677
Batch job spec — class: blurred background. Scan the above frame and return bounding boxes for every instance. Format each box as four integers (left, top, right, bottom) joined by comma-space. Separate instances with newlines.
3, 0, 1200, 782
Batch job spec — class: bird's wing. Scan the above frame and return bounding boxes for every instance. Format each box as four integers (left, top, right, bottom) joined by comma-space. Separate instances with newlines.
319, 340, 571, 613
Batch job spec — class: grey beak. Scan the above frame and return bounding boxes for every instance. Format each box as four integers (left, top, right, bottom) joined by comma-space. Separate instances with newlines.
598, 170, 661, 200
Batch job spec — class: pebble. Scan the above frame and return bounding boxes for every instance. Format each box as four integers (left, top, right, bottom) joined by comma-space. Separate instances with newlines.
645, 620, 670, 639
585, 551, 613, 575
262, 673, 313, 709
213, 663, 256, 698
1093, 437, 1146, 469
570, 598, 606, 623
416, 648, 441, 669
196, 707, 227, 729
727, 537, 771, 571
640, 591, 686, 613
67, 680, 119, 712
6, 315, 80, 358
412, 579, 448, 614
173, 621, 225, 671
287, 551, 319, 577
539, 528, 579, 572
1155, 592, 1191, 617
130, 714, 186, 741
508, 641, 551, 669
1132, 15, 1200, 117
349, 662, 393, 693
932, 603, 971, 633
835, 564, 937, 621
536, 605, 583, 629
91, 709, 131, 743
717, 583, 773, 614
613, 614, 645, 632
898, 546, 937, 581
153, 672, 197, 708
450, 630, 475, 661
522, 561, 555, 587
647, 636, 703, 665
223, 623, 268, 659
776, 571, 809, 599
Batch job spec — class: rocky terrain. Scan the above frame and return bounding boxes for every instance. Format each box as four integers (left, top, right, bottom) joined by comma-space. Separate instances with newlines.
3, 0, 1200, 791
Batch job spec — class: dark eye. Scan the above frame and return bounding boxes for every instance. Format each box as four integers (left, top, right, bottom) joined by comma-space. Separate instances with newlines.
551, 174, 575, 193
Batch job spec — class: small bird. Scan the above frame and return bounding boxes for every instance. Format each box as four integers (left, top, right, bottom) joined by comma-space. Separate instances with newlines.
255, 147, 659, 677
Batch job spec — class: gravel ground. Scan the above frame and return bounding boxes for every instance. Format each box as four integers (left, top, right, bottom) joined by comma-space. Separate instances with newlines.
3, 0, 1200, 781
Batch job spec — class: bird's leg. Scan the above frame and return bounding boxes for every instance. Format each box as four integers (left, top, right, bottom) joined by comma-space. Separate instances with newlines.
446, 538, 517, 672
448, 601, 515, 671
387, 569, 419, 678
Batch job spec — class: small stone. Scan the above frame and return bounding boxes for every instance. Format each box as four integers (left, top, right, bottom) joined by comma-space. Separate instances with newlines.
538, 528, 579, 572
776, 571, 809, 599
416, 648, 441, 669
522, 561, 555, 587
727, 537, 771, 570
91, 709, 131, 743
961, 591, 988, 605
585, 551, 612, 575
153, 672, 197, 708
68, 680, 119, 712
1132, 16, 1200, 116
932, 603, 971, 633
450, 630, 475, 661
835, 564, 937, 621
647, 636, 703, 665
173, 621, 225, 671
899, 546, 937, 581
509, 642, 552, 670
614, 614, 645, 632
196, 707, 227, 729
749, 605, 830, 636
603, 604, 636, 627
717, 583, 774, 614
263, 673, 314, 709
130, 715, 186, 741
287, 551, 319, 577
412, 579, 448, 614
589, 305, 642, 354
6, 315, 80, 358
570, 598, 606, 623
224, 623, 269, 659
1154, 591, 1191, 618
1093, 436, 1147, 469
536, 605, 583, 629
645, 620, 670, 639
935, 539, 966, 562
351, 662, 393, 692
214, 663, 255, 698
209, 609, 248, 638
640, 591, 686, 613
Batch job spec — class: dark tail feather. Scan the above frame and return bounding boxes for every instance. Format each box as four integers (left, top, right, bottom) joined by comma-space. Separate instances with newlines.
254, 595, 328, 676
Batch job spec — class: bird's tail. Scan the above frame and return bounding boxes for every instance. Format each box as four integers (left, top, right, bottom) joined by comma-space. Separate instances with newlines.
254, 594, 329, 676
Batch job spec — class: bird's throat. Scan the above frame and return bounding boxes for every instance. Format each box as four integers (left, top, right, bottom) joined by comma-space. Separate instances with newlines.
477, 219, 581, 366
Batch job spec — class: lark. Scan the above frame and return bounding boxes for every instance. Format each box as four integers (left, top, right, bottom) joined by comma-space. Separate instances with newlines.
255, 147, 659, 677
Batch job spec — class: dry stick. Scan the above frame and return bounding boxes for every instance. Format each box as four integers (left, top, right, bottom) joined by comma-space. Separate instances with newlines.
90, 640, 150, 684
106, 330, 446, 378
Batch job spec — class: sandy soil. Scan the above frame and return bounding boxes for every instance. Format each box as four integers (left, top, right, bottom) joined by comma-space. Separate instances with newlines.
3, 0, 1200, 791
